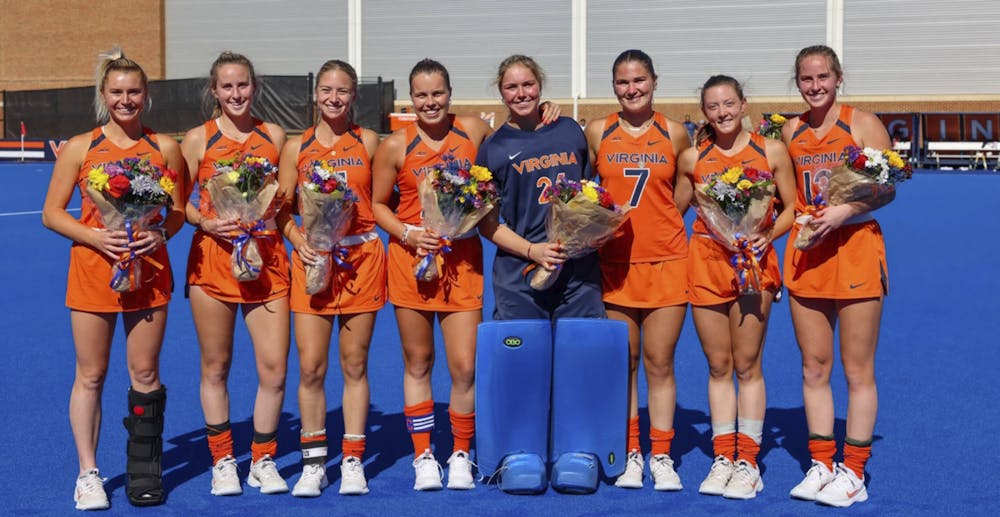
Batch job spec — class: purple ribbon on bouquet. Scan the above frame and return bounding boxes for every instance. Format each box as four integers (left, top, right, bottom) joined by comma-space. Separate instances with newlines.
415, 235, 452, 279
730, 232, 763, 293
331, 245, 353, 270
233, 219, 266, 275
110, 220, 138, 289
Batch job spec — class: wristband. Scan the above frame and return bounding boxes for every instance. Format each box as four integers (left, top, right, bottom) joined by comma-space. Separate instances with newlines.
400, 226, 411, 245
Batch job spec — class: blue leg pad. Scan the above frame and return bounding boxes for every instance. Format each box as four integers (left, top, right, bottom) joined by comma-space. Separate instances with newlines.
499, 453, 548, 494
551, 452, 599, 494
475, 320, 553, 477
551, 318, 630, 478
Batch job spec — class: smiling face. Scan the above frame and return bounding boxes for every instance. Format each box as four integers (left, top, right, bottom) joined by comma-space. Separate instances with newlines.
613, 60, 656, 115
101, 71, 146, 124
211, 63, 254, 119
409, 71, 451, 125
315, 68, 356, 122
795, 54, 842, 110
499, 64, 541, 120
701, 83, 746, 137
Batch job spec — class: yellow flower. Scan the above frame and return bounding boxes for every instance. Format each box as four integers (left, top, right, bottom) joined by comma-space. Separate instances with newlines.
463, 184, 477, 195
886, 150, 905, 169
737, 179, 752, 191
226, 171, 241, 183
87, 166, 110, 191
770, 113, 787, 124
582, 183, 599, 203
331, 190, 343, 200
470, 165, 492, 182
721, 167, 742, 185
244, 156, 263, 166
159, 177, 175, 195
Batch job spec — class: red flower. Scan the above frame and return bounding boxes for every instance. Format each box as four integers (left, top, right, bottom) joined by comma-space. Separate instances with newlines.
744, 167, 760, 181
162, 167, 178, 181
852, 156, 868, 170
108, 175, 131, 198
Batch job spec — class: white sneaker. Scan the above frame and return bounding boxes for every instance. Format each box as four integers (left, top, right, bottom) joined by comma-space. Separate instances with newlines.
815, 463, 868, 507
446, 450, 475, 490
412, 449, 443, 491
722, 459, 763, 499
339, 456, 370, 495
698, 456, 734, 496
614, 450, 644, 488
291, 463, 328, 497
650, 454, 682, 491
247, 455, 289, 494
74, 469, 110, 511
789, 460, 835, 501
210, 456, 243, 496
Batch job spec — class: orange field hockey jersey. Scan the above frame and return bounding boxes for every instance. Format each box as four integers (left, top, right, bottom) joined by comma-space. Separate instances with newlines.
691, 132, 771, 235
296, 125, 375, 235
196, 118, 281, 217
396, 115, 479, 225
786, 104, 857, 213
596, 112, 687, 263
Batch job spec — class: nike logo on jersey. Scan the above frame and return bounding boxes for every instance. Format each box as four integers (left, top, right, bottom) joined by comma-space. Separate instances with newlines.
742, 159, 755, 166
849, 282, 865, 289
648, 139, 661, 146
508, 151, 523, 160
137, 151, 151, 156
449, 145, 461, 153
827, 138, 841, 145
511, 152, 578, 174
251, 144, 263, 150
343, 144, 357, 151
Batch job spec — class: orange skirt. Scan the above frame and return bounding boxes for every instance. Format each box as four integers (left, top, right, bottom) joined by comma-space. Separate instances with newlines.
65, 242, 171, 312
687, 235, 781, 306
185, 229, 290, 303
386, 235, 483, 312
290, 236, 387, 315
784, 219, 887, 299
602, 258, 689, 308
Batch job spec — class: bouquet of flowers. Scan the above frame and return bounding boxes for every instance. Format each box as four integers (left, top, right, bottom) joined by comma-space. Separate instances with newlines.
298, 160, 358, 294
794, 145, 912, 249
693, 166, 775, 295
85, 157, 177, 292
756, 113, 787, 140
204, 154, 280, 281
529, 178, 628, 290
414, 154, 499, 281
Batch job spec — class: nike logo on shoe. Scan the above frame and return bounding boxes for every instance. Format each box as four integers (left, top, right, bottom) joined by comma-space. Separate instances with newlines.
846, 487, 863, 498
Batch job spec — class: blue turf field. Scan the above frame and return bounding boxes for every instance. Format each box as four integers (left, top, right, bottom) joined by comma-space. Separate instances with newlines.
2, 162, 997, 516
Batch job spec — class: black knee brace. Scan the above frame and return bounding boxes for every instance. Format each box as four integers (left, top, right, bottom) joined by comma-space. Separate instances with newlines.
122, 385, 166, 506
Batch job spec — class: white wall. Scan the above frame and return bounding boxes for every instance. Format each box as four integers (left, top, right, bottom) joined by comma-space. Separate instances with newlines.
165, 0, 1000, 98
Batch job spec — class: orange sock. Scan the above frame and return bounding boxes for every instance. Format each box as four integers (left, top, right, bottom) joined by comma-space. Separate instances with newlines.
251, 430, 278, 462
712, 432, 737, 461
627, 416, 641, 453
808, 435, 837, 470
843, 440, 872, 479
404, 400, 434, 458
342, 434, 366, 461
736, 432, 761, 467
649, 427, 674, 457
206, 421, 233, 465
300, 430, 327, 466
449, 408, 475, 453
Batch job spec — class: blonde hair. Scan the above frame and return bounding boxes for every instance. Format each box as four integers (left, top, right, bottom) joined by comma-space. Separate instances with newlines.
204, 51, 259, 118
494, 54, 546, 91
314, 59, 359, 123
93, 47, 148, 123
